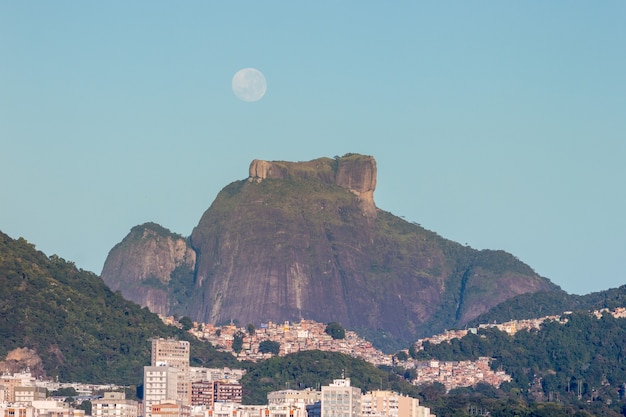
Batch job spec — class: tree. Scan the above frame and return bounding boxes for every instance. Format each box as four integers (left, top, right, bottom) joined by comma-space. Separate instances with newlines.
247, 323, 256, 336
77, 400, 92, 415
395, 351, 409, 361
325, 322, 346, 340
404, 368, 417, 381
258, 340, 280, 355
232, 331, 245, 354
408, 344, 418, 359
179, 316, 193, 331
52, 387, 78, 397
417, 382, 446, 402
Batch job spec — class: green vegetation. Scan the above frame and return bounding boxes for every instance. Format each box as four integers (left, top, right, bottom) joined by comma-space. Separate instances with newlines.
0, 231, 238, 385
258, 340, 280, 355
239, 349, 615, 416
130, 222, 183, 240
51, 387, 78, 397
178, 316, 194, 331
471, 285, 626, 326
168, 264, 196, 316
324, 322, 346, 340
232, 331, 245, 354
413, 311, 626, 415
240, 350, 421, 405
353, 327, 406, 354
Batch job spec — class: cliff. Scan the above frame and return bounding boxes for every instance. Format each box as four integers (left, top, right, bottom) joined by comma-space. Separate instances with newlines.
248, 154, 377, 217
100, 222, 195, 316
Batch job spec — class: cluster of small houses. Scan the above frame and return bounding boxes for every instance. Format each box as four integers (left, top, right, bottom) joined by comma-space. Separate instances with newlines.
173, 317, 545, 391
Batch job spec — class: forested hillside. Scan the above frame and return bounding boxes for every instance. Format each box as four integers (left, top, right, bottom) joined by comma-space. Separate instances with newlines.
470, 285, 626, 325
413, 311, 626, 415
0, 231, 238, 384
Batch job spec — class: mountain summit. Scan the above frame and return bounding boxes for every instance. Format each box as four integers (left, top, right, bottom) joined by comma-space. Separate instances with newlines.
101, 154, 559, 344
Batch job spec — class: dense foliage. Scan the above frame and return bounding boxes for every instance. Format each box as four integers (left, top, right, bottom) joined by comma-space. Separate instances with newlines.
324, 322, 346, 339
258, 340, 280, 355
471, 285, 626, 328
0, 231, 238, 385
415, 311, 626, 415
239, 350, 618, 416
240, 350, 421, 405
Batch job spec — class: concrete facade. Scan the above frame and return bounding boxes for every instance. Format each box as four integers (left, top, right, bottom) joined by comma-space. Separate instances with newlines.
151, 339, 191, 405
143, 366, 178, 417
321, 379, 361, 417
91, 392, 139, 417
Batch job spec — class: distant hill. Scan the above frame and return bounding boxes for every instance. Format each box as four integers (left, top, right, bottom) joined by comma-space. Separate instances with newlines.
0, 231, 238, 385
101, 153, 561, 349
416, 309, 626, 415
469, 285, 626, 326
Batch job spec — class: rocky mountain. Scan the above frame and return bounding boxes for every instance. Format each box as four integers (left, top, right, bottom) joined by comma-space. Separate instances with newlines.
101, 223, 196, 316
101, 153, 561, 345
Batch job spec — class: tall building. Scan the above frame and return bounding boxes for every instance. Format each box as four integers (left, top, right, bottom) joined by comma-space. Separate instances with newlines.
92, 392, 139, 417
143, 366, 178, 417
361, 390, 433, 417
150, 338, 191, 405
320, 379, 361, 417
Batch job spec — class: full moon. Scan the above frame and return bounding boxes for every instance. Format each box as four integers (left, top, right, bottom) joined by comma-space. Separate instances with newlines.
232, 68, 267, 102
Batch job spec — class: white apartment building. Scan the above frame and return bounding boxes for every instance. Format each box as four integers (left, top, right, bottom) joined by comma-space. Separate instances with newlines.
92, 392, 139, 417
266, 388, 321, 417
320, 379, 361, 417
361, 390, 433, 417
143, 366, 178, 417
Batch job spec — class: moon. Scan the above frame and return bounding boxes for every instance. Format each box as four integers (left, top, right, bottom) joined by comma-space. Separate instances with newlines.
232, 68, 267, 102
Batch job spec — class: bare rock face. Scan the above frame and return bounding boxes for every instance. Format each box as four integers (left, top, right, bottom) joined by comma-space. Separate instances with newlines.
101, 223, 195, 316
0, 347, 46, 378
334, 155, 376, 217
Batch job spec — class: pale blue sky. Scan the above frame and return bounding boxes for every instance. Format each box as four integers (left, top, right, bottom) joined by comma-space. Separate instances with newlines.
1, 2, 624, 295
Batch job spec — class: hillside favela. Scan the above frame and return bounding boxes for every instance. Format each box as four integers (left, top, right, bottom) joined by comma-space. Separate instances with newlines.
3, 155, 626, 417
